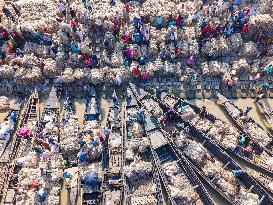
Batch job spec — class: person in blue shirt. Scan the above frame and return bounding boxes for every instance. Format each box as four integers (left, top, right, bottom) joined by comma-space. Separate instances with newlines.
239, 135, 247, 145
137, 108, 144, 123
92, 53, 98, 67
70, 41, 79, 53
244, 106, 252, 116
156, 86, 161, 99
232, 170, 244, 177
110, 0, 116, 6
79, 139, 85, 148
133, 17, 139, 30
228, 4, 234, 12
155, 16, 164, 29
134, 32, 143, 45
104, 39, 110, 48
139, 56, 145, 65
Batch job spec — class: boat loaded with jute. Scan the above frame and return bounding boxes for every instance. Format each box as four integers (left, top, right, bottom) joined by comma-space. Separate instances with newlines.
129, 84, 273, 205
137, 86, 273, 177
80, 86, 103, 205
217, 93, 273, 172
13, 88, 64, 205
142, 109, 214, 205
60, 95, 81, 166
123, 88, 164, 205
256, 98, 273, 131
1, 92, 36, 204
1, 91, 39, 205
60, 94, 81, 205
101, 91, 125, 205
0, 99, 21, 203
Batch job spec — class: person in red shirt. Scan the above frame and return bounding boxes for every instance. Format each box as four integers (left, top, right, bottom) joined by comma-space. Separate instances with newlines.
242, 23, 249, 33
71, 18, 77, 32
204, 24, 211, 33
133, 67, 140, 76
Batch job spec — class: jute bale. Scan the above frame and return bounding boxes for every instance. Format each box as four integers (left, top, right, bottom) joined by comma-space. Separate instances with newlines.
15, 0, 59, 34
232, 58, 250, 75
247, 14, 273, 39
0, 65, 15, 79
44, 58, 60, 77
239, 41, 259, 58
62, 68, 75, 83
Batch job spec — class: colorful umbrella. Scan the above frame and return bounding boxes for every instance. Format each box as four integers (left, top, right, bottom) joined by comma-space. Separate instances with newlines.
17, 127, 31, 138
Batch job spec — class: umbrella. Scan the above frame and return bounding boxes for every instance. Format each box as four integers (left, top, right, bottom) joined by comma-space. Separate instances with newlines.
37, 188, 48, 202
17, 127, 31, 138
64, 172, 72, 178
83, 171, 99, 187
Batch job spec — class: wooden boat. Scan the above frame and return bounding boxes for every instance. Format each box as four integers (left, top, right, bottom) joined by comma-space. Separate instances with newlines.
60, 96, 80, 166
123, 88, 164, 205
143, 110, 214, 205
216, 93, 273, 172
32, 88, 63, 204
60, 95, 81, 205
130, 84, 273, 204
80, 87, 102, 205
101, 91, 124, 205
257, 98, 273, 130
0, 101, 21, 159
1, 91, 39, 204
217, 93, 273, 149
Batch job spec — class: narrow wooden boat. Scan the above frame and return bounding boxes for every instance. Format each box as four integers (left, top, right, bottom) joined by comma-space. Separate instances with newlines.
60, 95, 81, 205
217, 93, 273, 172
257, 98, 273, 130
143, 110, 214, 205
123, 88, 164, 205
80, 87, 103, 205
0, 101, 21, 158
0, 99, 22, 204
60, 96, 80, 166
0, 91, 39, 204
101, 91, 124, 204
9, 88, 63, 205
130, 84, 273, 204
218, 93, 273, 149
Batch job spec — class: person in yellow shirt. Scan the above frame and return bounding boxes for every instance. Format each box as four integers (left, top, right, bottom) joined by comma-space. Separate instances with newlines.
252, 154, 259, 164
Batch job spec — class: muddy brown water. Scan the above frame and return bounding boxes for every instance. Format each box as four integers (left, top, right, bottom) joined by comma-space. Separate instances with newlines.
1, 97, 273, 205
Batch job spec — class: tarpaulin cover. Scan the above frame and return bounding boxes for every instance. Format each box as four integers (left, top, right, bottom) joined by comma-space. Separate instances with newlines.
86, 114, 98, 121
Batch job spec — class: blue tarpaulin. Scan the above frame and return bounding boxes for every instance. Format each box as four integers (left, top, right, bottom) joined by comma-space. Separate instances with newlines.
84, 171, 99, 187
